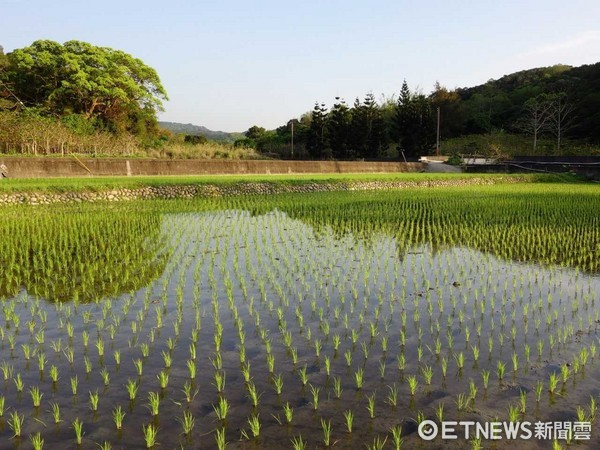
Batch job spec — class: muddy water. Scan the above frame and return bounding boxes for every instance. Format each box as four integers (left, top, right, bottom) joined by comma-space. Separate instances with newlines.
1, 210, 598, 449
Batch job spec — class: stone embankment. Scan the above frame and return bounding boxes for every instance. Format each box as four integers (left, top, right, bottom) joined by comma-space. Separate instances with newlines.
0, 176, 530, 206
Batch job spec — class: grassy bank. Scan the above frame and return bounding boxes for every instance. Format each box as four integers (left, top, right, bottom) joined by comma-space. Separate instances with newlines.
0, 172, 576, 194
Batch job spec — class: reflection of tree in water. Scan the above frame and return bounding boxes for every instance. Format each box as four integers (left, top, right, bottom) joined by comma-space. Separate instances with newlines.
236, 191, 598, 273
0, 207, 166, 302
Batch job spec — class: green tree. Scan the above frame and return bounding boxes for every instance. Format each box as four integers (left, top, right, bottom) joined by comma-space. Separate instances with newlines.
307, 102, 328, 159
430, 82, 464, 139
4, 40, 168, 135
0, 45, 18, 110
349, 93, 388, 158
245, 125, 267, 140
326, 98, 351, 159
393, 81, 435, 157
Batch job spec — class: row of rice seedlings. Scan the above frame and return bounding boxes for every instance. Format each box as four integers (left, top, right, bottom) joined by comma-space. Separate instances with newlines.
0, 185, 598, 447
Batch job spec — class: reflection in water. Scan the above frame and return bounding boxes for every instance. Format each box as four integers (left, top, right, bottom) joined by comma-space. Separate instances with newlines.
0, 207, 166, 301
0, 207, 598, 449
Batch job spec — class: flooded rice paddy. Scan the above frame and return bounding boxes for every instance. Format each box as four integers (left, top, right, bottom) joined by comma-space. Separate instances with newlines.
0, 186, 599, 449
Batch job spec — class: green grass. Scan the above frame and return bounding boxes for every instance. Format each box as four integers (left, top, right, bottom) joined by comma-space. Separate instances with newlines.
0, 172, 572, 193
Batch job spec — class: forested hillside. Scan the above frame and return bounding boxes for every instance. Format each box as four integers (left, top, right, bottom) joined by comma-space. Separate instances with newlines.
246, 63, 599, 159
1, 39, 598, 159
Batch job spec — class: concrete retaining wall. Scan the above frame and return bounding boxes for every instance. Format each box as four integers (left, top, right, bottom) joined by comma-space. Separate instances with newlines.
0, 157, 423, 178
0, 176, 534, 206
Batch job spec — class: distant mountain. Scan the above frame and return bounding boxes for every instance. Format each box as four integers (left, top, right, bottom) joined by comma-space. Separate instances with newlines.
158, 121, 243, 142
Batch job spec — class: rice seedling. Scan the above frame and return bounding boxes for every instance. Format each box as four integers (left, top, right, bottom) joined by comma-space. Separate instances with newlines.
387, 383, 399, 407
126, 379, 139, 401
508, 403, 521, 422
454, 351, 465, 371
213, 396, 230, 421
421, 365, 433, 385
291, 435, 306, 450
297, 365, 308, 386
309, 384, 320, 410
456, 393, 470, 412
397, 353, 406, 371
246, 380, 261, 407
178, 410, 195, 435
321, 418, 332, 447
13, 373, 24, 392
8, 411, 24, 438
407, 375, 418, 396
1, 361, 14, 381
29, 385, 43, 407
181, 380, 198, 403
548, 373, 560, 394
73, 418, 84, 445
157, 370, 169, 389
390, 425, 404, 450
561, 364, 569, 384
50, 401, 61, 423
101, 367, 110, 386
84, 355, 92, 374
534, 380, 544, 403
333, 376, 342, 398
241, 362, 252, 383
469, 379, 478, 403
589, 396, 597, 422
132, 358, 143, 376
354, 367, 364, 390
283, 402, 294, 424
113, 405, 125, 430
143, 423, 158, 448
497, 361, 506, 381
187, 359, 196, 379
436, 402, 444, 423
367, 435, 388, 450
215, 426, 227, 450
64, 348, 75, 365
481, 369, 490, 390
245, 413, 261, 438
89, 390, 99, 412
366, 392, 376, 418
37, 352, 47, 372
147, 391, 160, 416
30, 432, 44, 450
96, 339, 105, 357
71, 375, 79, 395
344, 350, 352, 367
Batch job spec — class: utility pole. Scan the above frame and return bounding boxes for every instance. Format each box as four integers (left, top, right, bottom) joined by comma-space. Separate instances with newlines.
436, 106, 440, 156
291, 120, 294, 159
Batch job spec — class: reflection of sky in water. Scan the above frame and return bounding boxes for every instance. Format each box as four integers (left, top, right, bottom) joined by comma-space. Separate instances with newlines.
161, 209, 598, 305
159, 210, 599, 358
1, 209, 598, 449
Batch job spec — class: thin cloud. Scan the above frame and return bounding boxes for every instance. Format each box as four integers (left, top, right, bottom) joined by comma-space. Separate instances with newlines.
518, 30, 600, 60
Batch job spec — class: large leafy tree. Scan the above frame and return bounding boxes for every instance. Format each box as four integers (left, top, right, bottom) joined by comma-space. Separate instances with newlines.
3, 40, 168, 135
430, 82, 464, 140
0, 45, 16, 110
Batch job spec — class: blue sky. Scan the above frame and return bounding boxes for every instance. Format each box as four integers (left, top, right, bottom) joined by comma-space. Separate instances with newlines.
2, 0, 599, 132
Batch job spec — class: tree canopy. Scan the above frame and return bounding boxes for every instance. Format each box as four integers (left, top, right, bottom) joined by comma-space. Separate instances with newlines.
0, 40, 168, 136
